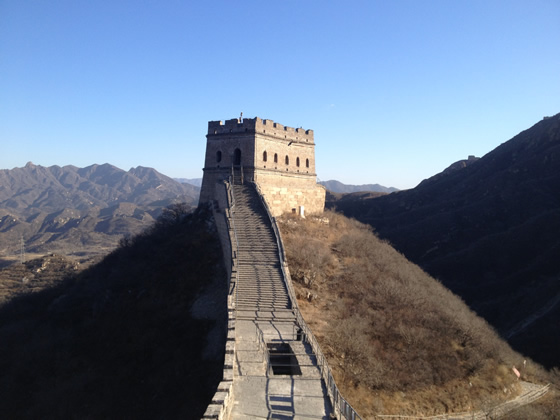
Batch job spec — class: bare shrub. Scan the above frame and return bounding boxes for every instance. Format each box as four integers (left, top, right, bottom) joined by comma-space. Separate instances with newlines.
278, 210, 552, 417
284, 236, 333, 287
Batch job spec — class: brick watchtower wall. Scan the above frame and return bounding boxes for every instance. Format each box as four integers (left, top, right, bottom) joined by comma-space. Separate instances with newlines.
199, 117, 325, 216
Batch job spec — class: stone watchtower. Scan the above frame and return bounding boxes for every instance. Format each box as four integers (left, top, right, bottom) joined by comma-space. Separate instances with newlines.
199, 116, 325, 216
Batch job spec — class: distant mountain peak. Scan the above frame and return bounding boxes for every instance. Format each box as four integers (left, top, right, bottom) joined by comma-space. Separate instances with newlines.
320, 180, 398, 194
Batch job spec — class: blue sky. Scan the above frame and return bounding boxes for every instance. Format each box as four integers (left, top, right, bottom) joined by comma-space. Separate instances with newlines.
1, 0, 559, 189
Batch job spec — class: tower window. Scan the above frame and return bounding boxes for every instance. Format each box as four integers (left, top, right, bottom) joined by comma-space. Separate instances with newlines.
216, 151, 222, 163
285, 155, 289, 165
233, 148, 242, 166
296, 157, 300, 167
306, 158, 310, 168
263, 151, 267, 162
274, 153, 278, 163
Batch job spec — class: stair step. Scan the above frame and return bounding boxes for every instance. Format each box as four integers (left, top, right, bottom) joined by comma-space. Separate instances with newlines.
230, 182, 292, 314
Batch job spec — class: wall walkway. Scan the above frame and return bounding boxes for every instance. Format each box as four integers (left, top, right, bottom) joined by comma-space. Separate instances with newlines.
228, 182, 331, 419
203, 178, 361, 419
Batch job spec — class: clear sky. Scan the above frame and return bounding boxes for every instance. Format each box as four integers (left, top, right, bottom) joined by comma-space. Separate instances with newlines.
1, 0, 559, 189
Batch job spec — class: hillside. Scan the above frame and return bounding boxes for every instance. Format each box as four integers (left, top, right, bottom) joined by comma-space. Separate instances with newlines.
0, 205, 226, 419
0, 163, 200, 261
279, 211, 558, 418
327, 113, 560, 369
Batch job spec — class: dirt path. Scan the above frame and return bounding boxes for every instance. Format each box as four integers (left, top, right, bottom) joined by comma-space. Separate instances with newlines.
374, 381, 550, 419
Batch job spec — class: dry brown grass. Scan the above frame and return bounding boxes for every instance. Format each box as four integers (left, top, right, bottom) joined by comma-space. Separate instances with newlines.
279, 210, 554, 418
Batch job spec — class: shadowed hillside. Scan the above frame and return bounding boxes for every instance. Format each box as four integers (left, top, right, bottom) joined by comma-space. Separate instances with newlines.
279, 211, 558, 418
327, 113, 560, 369
0, 205, 226, 419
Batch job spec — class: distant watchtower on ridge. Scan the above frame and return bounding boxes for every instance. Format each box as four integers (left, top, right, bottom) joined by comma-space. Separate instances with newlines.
199, 116, 326, 216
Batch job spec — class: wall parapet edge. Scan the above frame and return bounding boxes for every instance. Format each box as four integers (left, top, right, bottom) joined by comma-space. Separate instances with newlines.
202, 182, 238, 419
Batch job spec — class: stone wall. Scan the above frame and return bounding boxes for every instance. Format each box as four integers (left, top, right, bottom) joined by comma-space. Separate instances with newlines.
211, 182, 233, 280
202, 182, 237, 420
255, 171, 325, 217
254, 135, 315, 175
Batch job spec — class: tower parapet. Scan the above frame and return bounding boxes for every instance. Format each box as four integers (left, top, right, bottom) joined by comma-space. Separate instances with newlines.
208, 117, 313, 144
200, 116, 325, 216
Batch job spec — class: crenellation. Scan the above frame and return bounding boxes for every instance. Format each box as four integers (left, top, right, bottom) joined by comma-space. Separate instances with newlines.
257, 118, 314, 143
208, 117, 313, 144
208, 118, 257, 135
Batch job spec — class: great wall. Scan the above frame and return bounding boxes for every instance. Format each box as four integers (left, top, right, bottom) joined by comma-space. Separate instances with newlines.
197, 117, 549, 419
199, 117, 357, 418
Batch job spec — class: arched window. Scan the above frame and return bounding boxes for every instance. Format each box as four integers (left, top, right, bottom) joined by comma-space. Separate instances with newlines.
263, 151, 267, 162
233, 148, 242, 166
306, 158, 310, 168
216, 150, 222, 163
296, 157, 300, 167
285, 155, 289, 165
274, 153, 278, 163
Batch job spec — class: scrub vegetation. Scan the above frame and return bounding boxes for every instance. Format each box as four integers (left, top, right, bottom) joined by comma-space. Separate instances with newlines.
279, 210, 558, 418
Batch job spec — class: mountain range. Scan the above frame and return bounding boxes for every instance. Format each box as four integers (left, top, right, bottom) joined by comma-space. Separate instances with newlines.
327, 113, 560, 368
175, 177, 203, 187
320, 179, 398, 193
0, 163, 199, 260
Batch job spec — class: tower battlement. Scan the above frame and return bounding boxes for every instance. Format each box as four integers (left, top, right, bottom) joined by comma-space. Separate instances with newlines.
208, 117, 313, 144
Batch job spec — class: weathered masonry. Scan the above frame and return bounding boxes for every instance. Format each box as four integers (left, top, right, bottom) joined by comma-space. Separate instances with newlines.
199, 116, 326, 217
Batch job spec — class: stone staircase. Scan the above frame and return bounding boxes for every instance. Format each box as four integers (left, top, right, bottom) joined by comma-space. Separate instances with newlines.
225, 179, 332, 419
231, 182, 294, 320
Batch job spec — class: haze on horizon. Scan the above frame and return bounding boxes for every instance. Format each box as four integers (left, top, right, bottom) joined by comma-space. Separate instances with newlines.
1, 1, 559, 190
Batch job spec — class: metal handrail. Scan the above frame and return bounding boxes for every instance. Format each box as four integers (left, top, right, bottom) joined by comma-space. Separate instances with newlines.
250, 181, 362, 420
